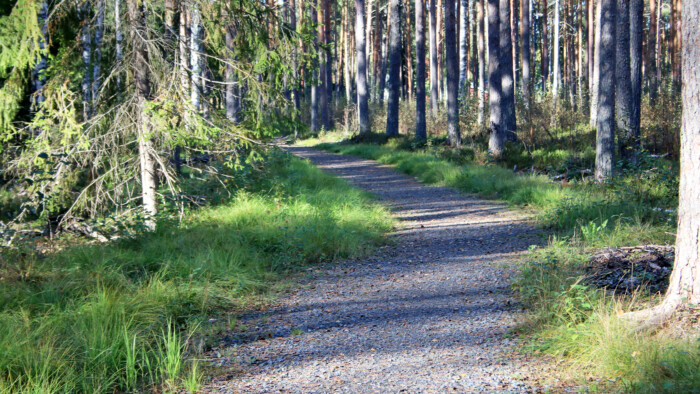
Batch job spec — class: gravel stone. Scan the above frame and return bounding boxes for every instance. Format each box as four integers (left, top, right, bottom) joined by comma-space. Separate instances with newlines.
202, 147, 551, 393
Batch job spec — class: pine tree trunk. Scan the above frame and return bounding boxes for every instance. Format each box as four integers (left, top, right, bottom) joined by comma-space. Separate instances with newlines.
437, 0, 444, 101
477, 0, 486, 125
291, 0, 300, 126
374, 3, 383, 100
663, 0, 700, 308
127, 0, 157, 230
615, 0, 633, 161
115, 0, 123, 89
416, 0, 427, 140
311, 0, 319, 132
356, 0, 372, 134
510, 0, 518, 93
594, 0, 615, 182
500, 0, 517, 140
446, 0, 461, 145
404, 0, 414, 99
429, 0, 439, 115
520, 0, 530, 101
488, 0, 505, 156
379, 8, 388, 103
552, 0, 561, 105
590, 0, 601, 126
386, 0, 401, 136
344, 1, 353, 103
629, 0, 642, 157
648, 0, 657, 98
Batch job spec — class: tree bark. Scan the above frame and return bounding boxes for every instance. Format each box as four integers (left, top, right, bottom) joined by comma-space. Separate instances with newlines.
629, 0, 642, 158
323, 0, 333, 129
356, 0, 372, 134
648, 0, 657, 98
663, 0, 700, 308
446, 0, 462, 145
590, 0, 601, 127
225, 26, 240, 123
477, 0, 486, 125
510, 0, 518, 93
594, 0, 615, 182
31, 1, 48, 110
374, 2, 384, 100
520, 0, 530, 101
127, 0, 158, 230
115, 0, 124, 89
488, 0, 505, 156
92, 0, 105, 110
552, 0, 561, 105
429, 0, 440, 115
416, 0, 427, 140
541, 0, 548, 91
615, 0, 633, 161
190, 5, 202, 112
587, 0, 594, 95
500, 0, 517, 140
311, 0, 319, 132
386, 0, 401, 136
404, 0, 414, 99
80, 2, 92, 120
459, 0, 469, 93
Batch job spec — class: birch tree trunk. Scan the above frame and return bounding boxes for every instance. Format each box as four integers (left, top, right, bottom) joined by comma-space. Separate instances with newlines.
386, 0, 401, 136
80, 2, 92, 120
356, 0, 372, 134
594, 0, 615, 182
552, 0, 561, 105
446, 0, 462, 146
429, 0, 439, 115
91, 0, 104, 110
416, 0, 427, 140
127, 0, 158, 230
190, 5, 202, 112
459, 0, 469, 93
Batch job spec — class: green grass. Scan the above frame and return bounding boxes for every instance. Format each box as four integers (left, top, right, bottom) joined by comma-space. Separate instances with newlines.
0, 151, 392, 392
299, 132, 697, 391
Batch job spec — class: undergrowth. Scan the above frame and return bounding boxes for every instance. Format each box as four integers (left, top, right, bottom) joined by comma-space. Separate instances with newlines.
0, 150, 392, 392
298, 128, 698, 391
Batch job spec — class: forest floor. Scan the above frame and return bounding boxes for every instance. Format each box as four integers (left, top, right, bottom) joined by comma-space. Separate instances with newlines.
202, 146, 568, 392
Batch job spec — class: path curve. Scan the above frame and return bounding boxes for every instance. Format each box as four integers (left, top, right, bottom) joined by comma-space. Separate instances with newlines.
204, 146, 547, 392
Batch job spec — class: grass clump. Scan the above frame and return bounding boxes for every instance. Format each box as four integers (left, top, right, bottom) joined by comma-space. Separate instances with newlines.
0, 150, 392, 392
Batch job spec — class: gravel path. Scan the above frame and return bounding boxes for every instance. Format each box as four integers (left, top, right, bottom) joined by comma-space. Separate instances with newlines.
203, 146, 549, 393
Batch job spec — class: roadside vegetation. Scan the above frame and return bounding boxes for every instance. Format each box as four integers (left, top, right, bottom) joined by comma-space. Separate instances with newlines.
0, 151, 392, 392
296, 92, 698, 391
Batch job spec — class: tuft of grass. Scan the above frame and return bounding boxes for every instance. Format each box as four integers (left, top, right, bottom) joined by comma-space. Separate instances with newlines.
0, 150, 392, 392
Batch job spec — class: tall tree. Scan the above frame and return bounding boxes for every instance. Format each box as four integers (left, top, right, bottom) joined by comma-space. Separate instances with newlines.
520, 0, 530, 101
488, 0, 505, 156
311, 0, 319, 132
80, 1, 92, 120
356, 0, 372, 133
127, 0, 158, 230
648, 0, 658, 98
477, 0, 486, 125
116, 0, 124, 89
459, 0, 469, 92
587, 0, 594, 95
321, 0, 333, 130
630, 0, 700, 323
541, 0, 548, 91
615, 0, 633, 161
446, 0, 461, 145
386, 0, 401, 136
404, 0, 414, 98
190, 4, 203, 112
552, 0, 561, 105
500, 0, 517, 139
629, 0, 642, 158
92, 0, 105, 108
416, 0, 427, 140
590, 0, 601, 127
429, 0, 439, 115
594, 0, 615, 182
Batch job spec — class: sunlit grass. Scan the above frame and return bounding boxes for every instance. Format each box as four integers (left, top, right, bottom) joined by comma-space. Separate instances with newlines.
0, 151, 392, 392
